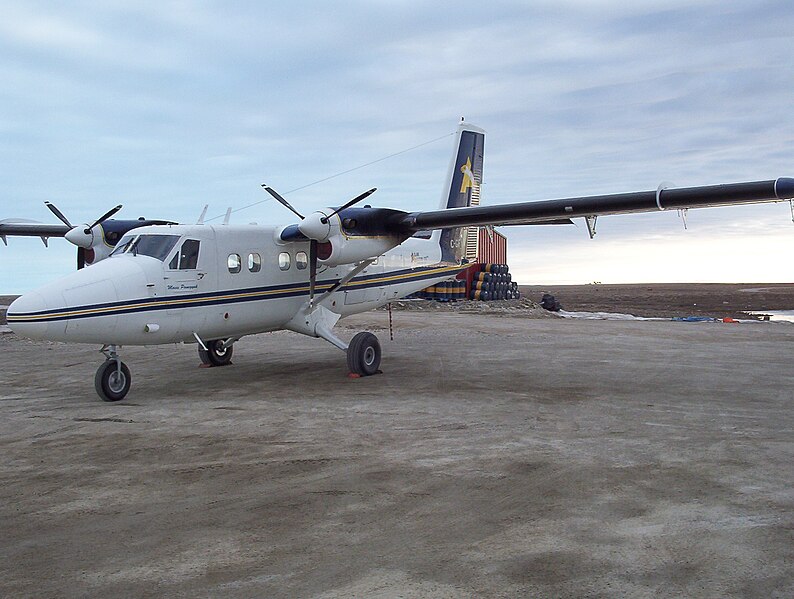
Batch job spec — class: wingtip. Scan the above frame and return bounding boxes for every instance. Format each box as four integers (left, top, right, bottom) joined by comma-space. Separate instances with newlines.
775, 177, 794, 199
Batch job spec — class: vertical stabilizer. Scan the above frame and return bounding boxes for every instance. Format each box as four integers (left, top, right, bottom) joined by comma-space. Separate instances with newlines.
438, 121, 485, 263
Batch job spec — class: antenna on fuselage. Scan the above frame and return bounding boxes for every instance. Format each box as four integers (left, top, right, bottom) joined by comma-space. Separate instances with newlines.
196, 205, 208, 225
223, 207, 232, 225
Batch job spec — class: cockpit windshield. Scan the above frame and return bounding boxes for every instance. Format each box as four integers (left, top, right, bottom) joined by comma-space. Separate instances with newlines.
110, 234, 136, 256
110, 234, 180, 262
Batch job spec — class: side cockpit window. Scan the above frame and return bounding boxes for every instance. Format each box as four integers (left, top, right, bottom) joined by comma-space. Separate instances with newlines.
132, 235, 179, 261
169, 239, 200, 270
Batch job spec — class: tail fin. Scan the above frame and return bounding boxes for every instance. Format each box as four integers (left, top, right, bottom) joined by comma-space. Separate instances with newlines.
438, 121, 485, 263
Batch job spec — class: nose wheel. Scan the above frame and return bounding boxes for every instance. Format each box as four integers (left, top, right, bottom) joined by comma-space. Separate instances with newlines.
95, 358, 131, 402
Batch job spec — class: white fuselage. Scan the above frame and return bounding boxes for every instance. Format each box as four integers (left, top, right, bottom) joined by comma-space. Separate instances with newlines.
7, 223, 462, 345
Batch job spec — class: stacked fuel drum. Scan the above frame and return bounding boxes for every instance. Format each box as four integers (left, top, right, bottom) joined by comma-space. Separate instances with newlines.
415, 280, 467, 301
469, 263, 520, 301
414, 263, 520, 302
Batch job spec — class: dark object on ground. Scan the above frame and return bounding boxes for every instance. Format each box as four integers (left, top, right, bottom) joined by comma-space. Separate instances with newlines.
540, 293, 562, 312
522, 283, 794, 320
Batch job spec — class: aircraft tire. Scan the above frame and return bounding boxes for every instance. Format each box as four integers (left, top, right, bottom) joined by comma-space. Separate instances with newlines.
94, 360, 131, 402
200, 339, 234, 367
347, 332, 381, 376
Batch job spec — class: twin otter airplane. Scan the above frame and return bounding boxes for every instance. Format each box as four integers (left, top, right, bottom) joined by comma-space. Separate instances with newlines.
5, 122, 794, 401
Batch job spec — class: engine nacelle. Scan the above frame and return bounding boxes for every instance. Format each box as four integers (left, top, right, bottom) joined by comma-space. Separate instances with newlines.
319, 234, 404, 267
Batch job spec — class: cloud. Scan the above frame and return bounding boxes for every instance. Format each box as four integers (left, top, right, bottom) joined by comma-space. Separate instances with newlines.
1, 1, 793, 292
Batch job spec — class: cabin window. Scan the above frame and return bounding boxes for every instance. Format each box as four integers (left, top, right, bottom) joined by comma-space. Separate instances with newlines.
278, 252, 291, 270
169, 239, 200, 269
296, 251, 308, 270
228, 253, 242, 274
248, 253, 261, 272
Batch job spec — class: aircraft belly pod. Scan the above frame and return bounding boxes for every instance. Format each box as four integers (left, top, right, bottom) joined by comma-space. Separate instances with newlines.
5, 121, 794, 402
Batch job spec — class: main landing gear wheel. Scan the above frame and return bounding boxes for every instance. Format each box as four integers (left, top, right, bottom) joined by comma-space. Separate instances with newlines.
94, 360, 131, 402
347, 332, 381, 376
198, 339, 234, 366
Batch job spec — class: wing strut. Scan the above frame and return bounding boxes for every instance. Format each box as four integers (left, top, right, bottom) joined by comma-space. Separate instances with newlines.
585, 216, 597, 239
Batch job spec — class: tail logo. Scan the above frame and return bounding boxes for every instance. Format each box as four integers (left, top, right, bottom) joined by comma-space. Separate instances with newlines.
459, 157, 477, 194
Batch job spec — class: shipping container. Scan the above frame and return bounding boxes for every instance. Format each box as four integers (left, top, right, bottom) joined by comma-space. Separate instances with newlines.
477, 227, 507, 264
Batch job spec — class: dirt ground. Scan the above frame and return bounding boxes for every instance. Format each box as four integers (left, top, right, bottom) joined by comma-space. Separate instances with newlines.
1, 310, 793, 598
520, 283, 794, 320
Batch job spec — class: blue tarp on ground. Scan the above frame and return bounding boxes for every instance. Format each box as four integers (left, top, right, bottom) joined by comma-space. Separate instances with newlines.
671, 316, 718, 322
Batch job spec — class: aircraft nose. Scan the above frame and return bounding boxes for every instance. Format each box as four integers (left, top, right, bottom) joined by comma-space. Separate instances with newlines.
6, 291, 51, 339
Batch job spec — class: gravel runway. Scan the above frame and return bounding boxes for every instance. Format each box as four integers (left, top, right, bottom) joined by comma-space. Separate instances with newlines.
1, 310, 792, 597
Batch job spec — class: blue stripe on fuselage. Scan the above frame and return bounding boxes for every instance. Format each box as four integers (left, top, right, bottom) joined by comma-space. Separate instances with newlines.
7, 264, 465, 323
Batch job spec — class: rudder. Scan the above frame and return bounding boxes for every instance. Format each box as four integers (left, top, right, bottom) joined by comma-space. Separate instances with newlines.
438, 121, 485, 263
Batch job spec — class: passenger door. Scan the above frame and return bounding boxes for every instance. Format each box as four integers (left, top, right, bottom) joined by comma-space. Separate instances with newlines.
163, 236, 214, 335
166, 238, 206, 294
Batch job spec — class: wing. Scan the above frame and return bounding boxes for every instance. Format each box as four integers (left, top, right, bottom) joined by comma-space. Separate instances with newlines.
392, 178, 794, 231
0, 219, 70, 241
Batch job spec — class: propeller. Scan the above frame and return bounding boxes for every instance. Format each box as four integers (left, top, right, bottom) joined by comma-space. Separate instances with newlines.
309, 239, 317, 303
44, 201, 123, 269
262, 186, 378, 305
261, 186, 304, 220
45, 201, 73, 227
84, 204, 122, 234
319, 188, 377, 224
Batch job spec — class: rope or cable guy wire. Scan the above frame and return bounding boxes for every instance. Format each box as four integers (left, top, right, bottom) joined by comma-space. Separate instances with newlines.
205, 131, 455, 222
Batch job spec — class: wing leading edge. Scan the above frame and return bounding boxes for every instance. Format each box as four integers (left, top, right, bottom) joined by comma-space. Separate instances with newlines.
393, 178, 794, 232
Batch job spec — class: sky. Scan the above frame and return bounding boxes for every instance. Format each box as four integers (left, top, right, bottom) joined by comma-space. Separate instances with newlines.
1, 0, 793, 293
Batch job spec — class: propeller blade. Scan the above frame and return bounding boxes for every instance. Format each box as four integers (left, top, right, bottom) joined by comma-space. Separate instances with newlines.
321, 188, 377, 224
44, 202, 72, 227
77, 247, 85, 270
309, 239, 317, 305
261, 185, 304, 220
85, 204, 122, 233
